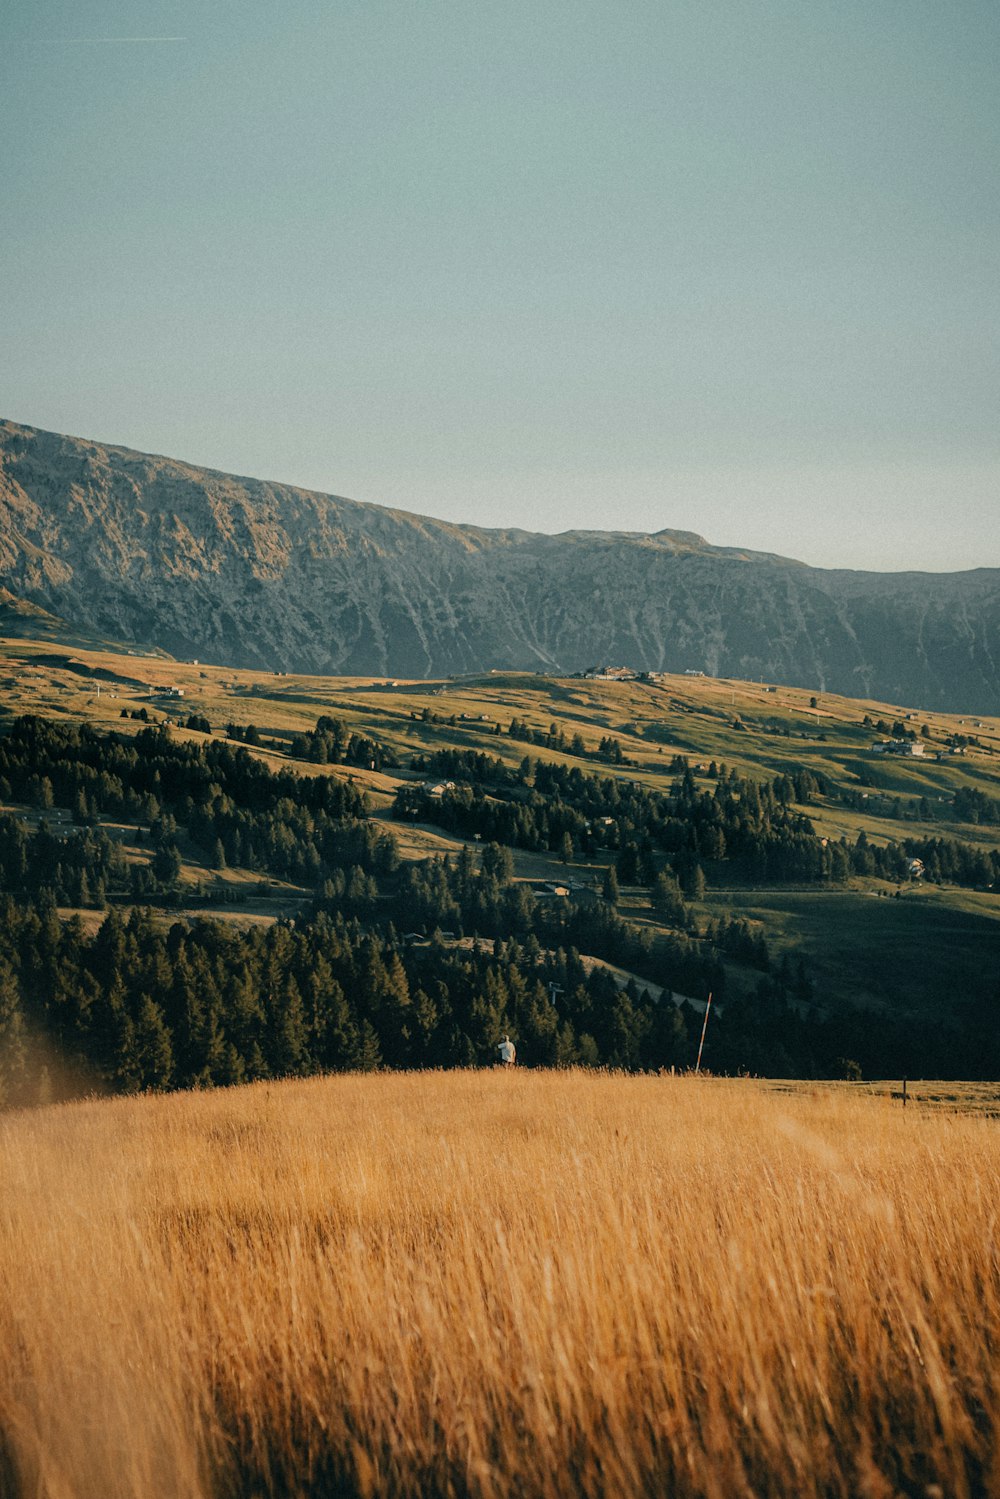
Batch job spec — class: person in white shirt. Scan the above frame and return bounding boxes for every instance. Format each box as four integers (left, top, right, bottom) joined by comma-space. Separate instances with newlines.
497, 1034, 516, 1067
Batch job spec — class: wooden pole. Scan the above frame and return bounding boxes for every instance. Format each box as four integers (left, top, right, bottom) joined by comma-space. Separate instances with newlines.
902, 1077, 907, 1109
695, 992, 713, 1073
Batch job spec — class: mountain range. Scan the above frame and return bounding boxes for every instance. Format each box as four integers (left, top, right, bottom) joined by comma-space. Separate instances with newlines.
1, 419, 998, 711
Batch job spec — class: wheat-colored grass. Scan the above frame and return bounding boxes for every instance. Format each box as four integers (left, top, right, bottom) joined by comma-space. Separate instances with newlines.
1, 1072, 999, 1498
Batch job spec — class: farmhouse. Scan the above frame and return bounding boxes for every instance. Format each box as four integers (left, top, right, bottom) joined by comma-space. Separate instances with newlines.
870, 739, 925, 757
421, 780, 456, 798
584, 665, 637, 681
529, 880, 571, 899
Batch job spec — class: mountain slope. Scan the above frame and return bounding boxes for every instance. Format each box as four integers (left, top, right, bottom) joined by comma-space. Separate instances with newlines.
1, 419, 998, 709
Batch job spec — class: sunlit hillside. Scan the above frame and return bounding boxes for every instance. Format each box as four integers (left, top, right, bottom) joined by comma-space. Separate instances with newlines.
2, 1071, 999, 1498
1, 633, 998, 1033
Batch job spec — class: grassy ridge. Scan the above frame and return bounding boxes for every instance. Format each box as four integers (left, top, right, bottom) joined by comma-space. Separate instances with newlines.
2, 1071, 999, 1498
3, 635, 999, 819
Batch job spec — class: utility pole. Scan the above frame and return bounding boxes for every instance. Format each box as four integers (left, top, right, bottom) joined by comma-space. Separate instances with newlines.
694, 992, 714, 1073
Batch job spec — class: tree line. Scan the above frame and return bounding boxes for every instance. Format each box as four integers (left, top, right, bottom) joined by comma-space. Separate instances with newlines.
396, 754, 999, 891
0, 713, 996, 1106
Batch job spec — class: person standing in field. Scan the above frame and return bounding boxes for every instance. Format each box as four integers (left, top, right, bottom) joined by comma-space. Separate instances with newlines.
497, 1034, 516, 1067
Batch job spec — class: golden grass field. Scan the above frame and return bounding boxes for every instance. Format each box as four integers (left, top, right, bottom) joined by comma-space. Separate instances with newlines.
2, 1073, 1000, 1499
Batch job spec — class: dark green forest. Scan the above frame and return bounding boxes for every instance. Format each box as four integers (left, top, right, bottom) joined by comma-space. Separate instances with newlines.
0, 714, 996, 1108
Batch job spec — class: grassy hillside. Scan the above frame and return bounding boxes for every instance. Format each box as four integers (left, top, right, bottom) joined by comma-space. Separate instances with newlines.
2, 1070, 999, 1499
1, 633, 997, 1041
3, 633, 998, 804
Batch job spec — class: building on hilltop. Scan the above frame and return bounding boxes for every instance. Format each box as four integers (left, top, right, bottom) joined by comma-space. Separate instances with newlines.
584, 665, 637, 681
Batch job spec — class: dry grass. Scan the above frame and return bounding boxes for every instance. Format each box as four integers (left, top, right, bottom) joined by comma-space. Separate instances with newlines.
2, 1072, 999, 1498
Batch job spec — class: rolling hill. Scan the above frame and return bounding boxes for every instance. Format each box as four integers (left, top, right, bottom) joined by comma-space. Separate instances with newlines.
1, 633, 998, 1039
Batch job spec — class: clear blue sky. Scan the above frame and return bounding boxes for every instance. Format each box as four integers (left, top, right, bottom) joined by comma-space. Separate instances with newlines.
2, 0, 998, 571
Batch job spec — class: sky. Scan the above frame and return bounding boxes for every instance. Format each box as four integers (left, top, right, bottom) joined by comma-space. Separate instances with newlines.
2, 0, 998, 572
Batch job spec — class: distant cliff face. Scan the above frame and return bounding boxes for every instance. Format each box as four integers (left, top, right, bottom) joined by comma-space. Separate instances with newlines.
1, 419, 998, 711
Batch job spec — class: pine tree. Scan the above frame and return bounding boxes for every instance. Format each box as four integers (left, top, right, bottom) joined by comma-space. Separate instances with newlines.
135, 996, 174, 1091
554, 1021, 579, 1067
652, 870, 687, 926
315, 980, 358, 1069
270, 975, 308, 1075
227, 969, 266, 1058
113, 1009, 142, 1093
92, 905, 127, 977
481, 843, 514, 885
220, 1043, 246, 1087
354, 1019, 382, 1072
152, 841, 182, 885
172, 970, 205, 1085
411, 987, 439, 1060
0, 959, 29, 1107
200, 997, 228, 1083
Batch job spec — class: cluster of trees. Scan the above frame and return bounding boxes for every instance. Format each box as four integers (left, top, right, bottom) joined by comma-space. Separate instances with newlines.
953, 787, 1000, 827
891, 834, 998, 887
395, 759, 824, 884
0, 815, 125, 908
408, 706, 497, 731
596, 736, 629, 764
378, 843, 726, 997
225, 722, 272, 747
288, 716, 399, 771
0, 894, 701, 1106
396, 757, 999, 892
0, 716, 397, 897
863, 715, 921, 741
841, 788, 938, 822
707, 914, 774, 973
409, 748, 517, 786
506, 718, 630, 766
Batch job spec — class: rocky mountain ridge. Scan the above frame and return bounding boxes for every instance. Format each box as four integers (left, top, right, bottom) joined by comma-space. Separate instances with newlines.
1, 419, 998, 711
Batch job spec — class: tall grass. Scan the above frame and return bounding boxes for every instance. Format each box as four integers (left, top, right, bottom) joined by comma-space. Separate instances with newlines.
2, 1072, 999, 1497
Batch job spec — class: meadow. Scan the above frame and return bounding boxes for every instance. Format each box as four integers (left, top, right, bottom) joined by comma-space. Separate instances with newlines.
2, 1071, 999, 1498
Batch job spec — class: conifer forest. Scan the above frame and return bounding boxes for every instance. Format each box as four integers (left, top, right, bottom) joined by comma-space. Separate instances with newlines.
1, 707, 997, 1108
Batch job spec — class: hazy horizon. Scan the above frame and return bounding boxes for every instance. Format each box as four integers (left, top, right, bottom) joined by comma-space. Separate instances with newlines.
3, 1, 998, 573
